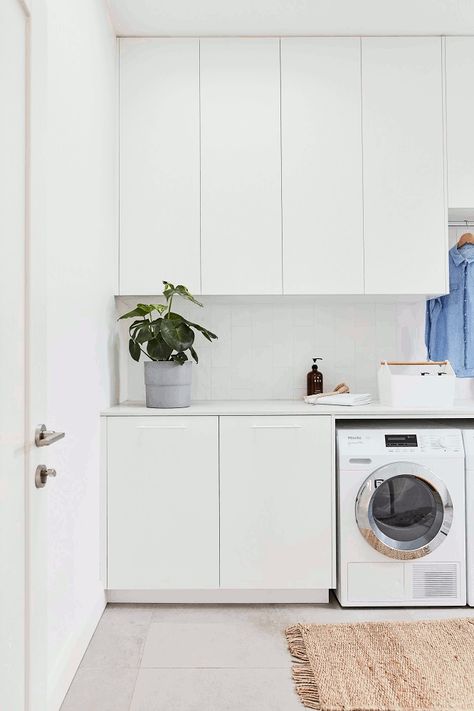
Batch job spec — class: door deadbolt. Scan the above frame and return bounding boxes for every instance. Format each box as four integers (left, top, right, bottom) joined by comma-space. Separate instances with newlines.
35, 465, 57, 489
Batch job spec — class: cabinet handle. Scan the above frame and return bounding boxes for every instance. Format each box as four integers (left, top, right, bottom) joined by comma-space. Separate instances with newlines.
136, 425, 187, 430
251, 425, 302, 429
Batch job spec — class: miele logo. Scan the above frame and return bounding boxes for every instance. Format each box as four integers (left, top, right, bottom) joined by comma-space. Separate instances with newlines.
348, 436, 362, 440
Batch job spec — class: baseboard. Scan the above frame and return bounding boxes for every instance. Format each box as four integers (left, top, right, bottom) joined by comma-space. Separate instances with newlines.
47, 591, 106, 711
106, 589, 329, 604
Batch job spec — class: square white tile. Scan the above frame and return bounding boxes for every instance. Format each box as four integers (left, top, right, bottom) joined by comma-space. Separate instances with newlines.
61, 668, 138, 711
130, 668, 302, 711
80, 609, 151, 669
140, 622, 290, 669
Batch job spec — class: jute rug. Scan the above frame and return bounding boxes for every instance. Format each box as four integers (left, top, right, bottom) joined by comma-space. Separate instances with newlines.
286, 618, 474, 711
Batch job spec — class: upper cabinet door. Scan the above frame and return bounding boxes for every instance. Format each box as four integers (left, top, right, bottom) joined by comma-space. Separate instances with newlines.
119, 39, 200, 295
446, 37, 474, 211
281, 38, 364, 294
200, 39, 282, 295
362, 38, 447, 295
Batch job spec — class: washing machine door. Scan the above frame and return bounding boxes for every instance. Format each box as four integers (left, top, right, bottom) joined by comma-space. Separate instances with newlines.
355, 462, 453, 560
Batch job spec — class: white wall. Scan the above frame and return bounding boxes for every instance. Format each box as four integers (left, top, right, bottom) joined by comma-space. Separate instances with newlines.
45, 0, 117, 707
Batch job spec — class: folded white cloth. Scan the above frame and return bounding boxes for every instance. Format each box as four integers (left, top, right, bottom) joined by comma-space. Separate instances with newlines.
304, 393, 372, 406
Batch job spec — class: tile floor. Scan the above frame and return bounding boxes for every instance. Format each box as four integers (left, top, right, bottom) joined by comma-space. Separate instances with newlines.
61, 595, 474, 710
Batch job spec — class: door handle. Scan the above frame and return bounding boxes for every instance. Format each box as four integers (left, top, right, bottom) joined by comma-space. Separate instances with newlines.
35, 465, 57, 489
35, 424, 65, 447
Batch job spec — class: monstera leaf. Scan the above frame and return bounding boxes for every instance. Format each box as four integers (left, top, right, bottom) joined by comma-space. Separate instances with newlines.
160, 317, 195, 352
128, 338, 141, 362
119, 303, 166, 320
162, 281, 203, 307
146, 333, 173, 361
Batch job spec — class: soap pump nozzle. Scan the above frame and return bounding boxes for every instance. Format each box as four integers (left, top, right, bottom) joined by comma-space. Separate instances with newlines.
312, 357, 323, 370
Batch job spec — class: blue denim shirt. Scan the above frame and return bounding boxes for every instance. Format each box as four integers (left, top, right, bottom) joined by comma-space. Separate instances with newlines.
426, 244, 474, 377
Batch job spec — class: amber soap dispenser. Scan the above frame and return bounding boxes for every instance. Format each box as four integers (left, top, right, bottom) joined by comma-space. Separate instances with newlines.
307, 357, 323, 396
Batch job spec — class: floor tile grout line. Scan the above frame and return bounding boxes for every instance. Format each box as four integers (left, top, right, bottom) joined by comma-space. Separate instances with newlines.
126, 667, 141, 711
136, 620, 154, 668
138, 665, 292, 670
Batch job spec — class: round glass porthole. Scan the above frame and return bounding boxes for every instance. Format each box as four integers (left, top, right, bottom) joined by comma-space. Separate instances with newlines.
355, 462, 453, 560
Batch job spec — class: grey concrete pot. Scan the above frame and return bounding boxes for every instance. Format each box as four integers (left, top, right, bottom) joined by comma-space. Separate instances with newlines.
144, 361, 192, 408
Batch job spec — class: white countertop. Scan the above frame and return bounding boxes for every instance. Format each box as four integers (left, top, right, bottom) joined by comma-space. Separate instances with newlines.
101, 399, 474, 418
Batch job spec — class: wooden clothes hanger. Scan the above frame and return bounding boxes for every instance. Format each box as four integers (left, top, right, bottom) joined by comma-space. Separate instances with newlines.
457, 221, 474, 248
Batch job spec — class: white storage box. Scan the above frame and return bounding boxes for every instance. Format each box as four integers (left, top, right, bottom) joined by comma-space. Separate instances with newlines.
377, 361, 456, 409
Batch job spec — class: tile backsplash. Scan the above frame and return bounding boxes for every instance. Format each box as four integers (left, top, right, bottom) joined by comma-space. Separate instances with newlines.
117, 296, 429, 402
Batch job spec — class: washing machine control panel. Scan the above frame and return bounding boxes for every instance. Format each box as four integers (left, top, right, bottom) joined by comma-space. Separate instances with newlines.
384, 433, 417, 448
338, 429, 463, 456
418, 433, 463, 453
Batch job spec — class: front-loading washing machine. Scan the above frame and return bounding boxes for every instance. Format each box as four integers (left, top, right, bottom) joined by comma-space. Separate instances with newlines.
336, 426, 466, 607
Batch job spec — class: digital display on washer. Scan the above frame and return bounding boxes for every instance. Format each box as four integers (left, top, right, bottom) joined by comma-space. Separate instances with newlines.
385, 434, 418, 447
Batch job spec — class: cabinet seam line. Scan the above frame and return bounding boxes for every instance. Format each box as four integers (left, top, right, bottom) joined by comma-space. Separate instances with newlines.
218, 416, 221, 587
117, 38, 121, 294
105, 418, 109, 589
441, 36, 449, 292
198, 39, 203, 295
279, 39, 284, 294
359, 37, 366, 294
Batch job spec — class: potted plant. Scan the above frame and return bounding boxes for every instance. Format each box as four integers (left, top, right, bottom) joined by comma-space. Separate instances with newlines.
119, 281, 217, 408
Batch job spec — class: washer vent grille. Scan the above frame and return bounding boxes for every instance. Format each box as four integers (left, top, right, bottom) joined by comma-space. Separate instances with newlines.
413, 564, 457, 599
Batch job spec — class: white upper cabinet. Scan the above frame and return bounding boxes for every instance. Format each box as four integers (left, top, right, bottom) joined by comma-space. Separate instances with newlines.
446, 37, 474, 212
361, 38, 447, 295
119, 36, 450, 297
281, 38, 364, 294
119, 39, 200, 294
200, 39, 282, 295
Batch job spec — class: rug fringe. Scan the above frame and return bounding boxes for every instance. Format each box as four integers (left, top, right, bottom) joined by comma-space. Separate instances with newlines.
286, 625, 321, 710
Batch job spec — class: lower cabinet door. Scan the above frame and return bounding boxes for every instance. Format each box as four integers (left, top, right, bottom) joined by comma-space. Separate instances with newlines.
107, 417, 219, 589
220, 416, 333, 589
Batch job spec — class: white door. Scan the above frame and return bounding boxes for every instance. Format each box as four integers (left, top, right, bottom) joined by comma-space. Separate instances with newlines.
445, 37, 474, 211
362, 38, 447, 295
200, 39, 282, 295
0, 2, 28, 705
0, 1, 47, 709
281, 38, 364, 294
107, 417, 219, 589
120, 39, 200, 294
220, 416, 334, 589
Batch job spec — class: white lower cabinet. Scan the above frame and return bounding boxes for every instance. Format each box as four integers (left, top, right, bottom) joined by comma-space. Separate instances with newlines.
219, 416, 333, 589
107, 416, 219, 589
107, 414, 334, 593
